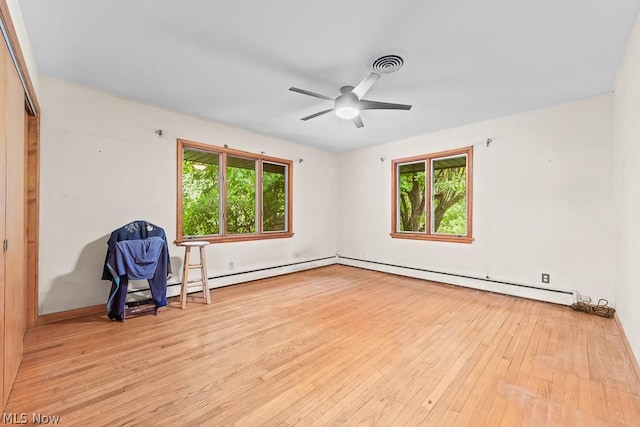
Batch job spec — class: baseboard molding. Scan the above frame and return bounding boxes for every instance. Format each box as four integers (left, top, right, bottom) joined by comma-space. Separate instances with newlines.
38, 303, 105, 325
338, 256, 575, 306
614, 314, 640, 387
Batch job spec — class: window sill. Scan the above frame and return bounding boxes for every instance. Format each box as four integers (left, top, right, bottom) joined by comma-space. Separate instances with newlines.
176, 232, 294, 245
389, 232, 473, 244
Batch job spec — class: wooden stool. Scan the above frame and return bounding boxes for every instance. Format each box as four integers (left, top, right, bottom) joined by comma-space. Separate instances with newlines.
177, 241, 212, 308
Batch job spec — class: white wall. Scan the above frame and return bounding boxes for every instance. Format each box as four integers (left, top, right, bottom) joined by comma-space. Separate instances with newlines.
613, 14, 640, 365
38, 76, 618, 319
39, 77, 338, 314
338, 95, 615, 304
5, 0, 40, 98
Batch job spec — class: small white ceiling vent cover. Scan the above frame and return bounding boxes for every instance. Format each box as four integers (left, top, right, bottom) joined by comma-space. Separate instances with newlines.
370, 54, 404, 74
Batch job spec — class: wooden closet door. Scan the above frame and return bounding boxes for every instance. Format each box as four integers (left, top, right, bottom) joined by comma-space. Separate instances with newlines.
3, 40, 26, 404
0, 34, 7, 409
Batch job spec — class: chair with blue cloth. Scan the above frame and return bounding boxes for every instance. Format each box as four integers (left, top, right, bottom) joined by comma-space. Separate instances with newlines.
102, 221, 171, 322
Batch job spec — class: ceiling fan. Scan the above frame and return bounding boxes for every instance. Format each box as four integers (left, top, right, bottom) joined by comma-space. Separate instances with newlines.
289, 59, 412, 128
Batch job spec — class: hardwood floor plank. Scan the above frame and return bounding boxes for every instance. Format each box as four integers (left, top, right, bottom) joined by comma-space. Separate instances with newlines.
578, 377, 593, 424
619, 389, 640, 425
603, 383, 625, 424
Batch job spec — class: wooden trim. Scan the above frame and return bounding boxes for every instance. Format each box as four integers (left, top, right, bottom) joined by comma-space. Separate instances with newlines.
389, 232, 473, 243
287, 159, 293, 234
220, 151, 228, 234
175, 232, 294, 245
426, 158, 431, 233
393, 146, 473, 165
614, 314, 640, 387
391, 146, 473, 242
176, 139, 184, 244
0, 1, 40, 115
37, 304, 105, 325
466, 146, 474, 239
26, 115, 38, 327
391, 160, 397, 235
257, 159, 263, 234
177, 139, 293, 242
178, 139, 289, 165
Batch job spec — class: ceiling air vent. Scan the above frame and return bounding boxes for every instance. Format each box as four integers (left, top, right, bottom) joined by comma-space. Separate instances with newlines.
370, 54, 404, 74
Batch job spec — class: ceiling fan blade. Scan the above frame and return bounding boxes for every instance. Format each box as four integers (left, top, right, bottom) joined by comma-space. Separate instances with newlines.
301, 108, 333, 121
289, 87, 333, 101
351, 73, 381, 99
352, 115, 364, 128
359, 99, 412, 111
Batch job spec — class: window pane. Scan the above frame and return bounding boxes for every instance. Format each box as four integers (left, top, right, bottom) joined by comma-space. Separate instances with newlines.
398, 162, 426, 232
226, 156, 257, 234
432, 155, 467, 235
182, 149, 220, 236
263, 162, 287, 232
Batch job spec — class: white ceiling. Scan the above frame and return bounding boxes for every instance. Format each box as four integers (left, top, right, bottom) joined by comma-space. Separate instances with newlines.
20, 0, 640, 152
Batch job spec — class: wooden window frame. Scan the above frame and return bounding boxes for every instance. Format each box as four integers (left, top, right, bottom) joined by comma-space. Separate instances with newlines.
390, 146, 473, 243
177, 139, 293, 243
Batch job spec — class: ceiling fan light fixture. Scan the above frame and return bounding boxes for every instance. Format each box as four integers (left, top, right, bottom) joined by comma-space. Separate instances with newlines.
335, 106, 359, 119
334, 92, 360, 119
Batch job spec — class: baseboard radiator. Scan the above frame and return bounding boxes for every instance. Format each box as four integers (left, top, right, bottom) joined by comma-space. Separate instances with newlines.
127, 254, 575, 306
337, 256, 575, 306
127, 256, 338, 299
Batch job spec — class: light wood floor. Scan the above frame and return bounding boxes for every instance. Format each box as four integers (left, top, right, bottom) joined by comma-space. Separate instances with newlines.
6, 265, 640, 426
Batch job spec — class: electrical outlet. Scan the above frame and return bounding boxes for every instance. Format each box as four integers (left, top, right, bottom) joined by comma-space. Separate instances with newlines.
579, 295, 592, 303
541, 273, 550, 284
229, 261, 234, 271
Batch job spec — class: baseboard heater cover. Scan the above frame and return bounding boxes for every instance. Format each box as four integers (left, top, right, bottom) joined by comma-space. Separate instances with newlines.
337, 256, 575, 306
127, 256, 338, 297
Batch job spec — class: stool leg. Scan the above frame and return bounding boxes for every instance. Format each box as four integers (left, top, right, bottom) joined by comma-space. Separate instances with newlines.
181, 247, 191, 309
200, 246, 211, 304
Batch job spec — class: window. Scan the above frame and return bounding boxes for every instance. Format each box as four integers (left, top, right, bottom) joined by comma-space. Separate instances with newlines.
178, 139, 293, 243
391, 147, 473, 243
